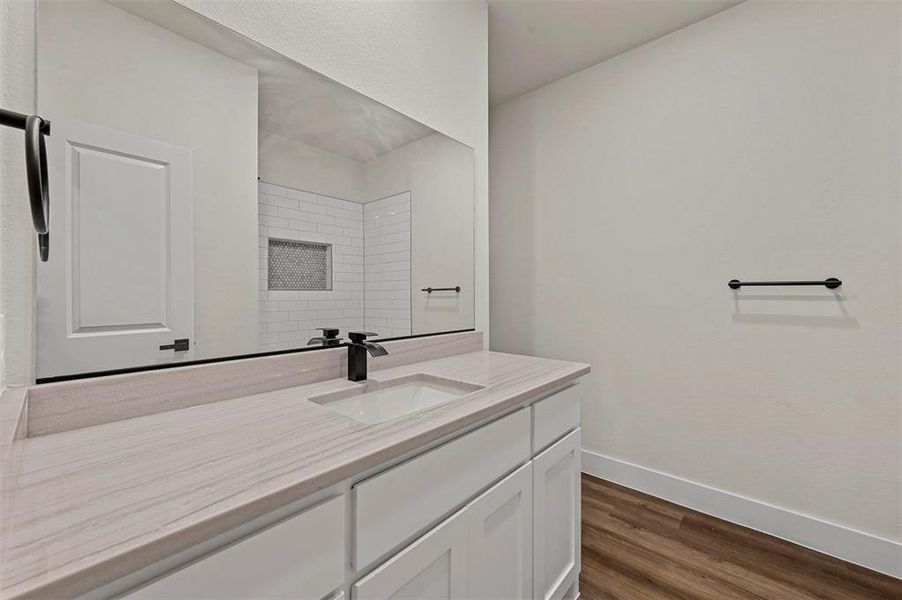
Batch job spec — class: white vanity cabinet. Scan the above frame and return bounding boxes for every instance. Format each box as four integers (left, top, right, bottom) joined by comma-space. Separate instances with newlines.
123, 495, 345, 600
533, 429, 581, 600
353, 508, 469, 600
467, 462, 533, 600
532, 385, 581, 454
115, 384, 582, 600
355, 461, 534, 600
353, 408, 531, 570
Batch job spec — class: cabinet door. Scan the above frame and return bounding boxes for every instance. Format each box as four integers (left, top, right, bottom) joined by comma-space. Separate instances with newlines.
533, 429, 581, 600
467, 462, 533, 600
353, 508, 468, 600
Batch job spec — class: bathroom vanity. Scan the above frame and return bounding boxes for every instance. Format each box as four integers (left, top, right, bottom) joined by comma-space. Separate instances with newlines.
0, 332, 589, 600
2, 3, 590, 599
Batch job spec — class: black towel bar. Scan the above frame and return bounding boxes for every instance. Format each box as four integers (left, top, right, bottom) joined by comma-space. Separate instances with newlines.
1, 108, 51, 261
728, 278, 841, 290
422, 286, 461, 293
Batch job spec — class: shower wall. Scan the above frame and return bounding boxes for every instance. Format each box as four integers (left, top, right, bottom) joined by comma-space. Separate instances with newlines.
364, 192, 412, 337
258, 182, 364, 352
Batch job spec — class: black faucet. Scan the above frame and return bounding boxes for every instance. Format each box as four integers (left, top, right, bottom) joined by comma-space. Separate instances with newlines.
347, 331, 388, 381
308, 327, 342, 347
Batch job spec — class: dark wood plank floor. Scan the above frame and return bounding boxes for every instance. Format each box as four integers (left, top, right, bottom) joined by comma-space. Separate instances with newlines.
580, 474, 902, 600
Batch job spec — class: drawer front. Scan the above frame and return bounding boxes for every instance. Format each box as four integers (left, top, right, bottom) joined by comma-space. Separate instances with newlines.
354, 407, 531, 569
532, 384, 581, 454
125, 496, 345, 600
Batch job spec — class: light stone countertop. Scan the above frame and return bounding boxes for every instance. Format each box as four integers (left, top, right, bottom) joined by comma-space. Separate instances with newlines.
0, 347, 589, 599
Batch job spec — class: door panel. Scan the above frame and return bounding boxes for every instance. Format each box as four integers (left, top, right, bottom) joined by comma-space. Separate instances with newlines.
353, 508, 468, 600
468, 462, 533, 600
73, 144, 170, 330
533, 428, 581, 600
37, 118, 193, 377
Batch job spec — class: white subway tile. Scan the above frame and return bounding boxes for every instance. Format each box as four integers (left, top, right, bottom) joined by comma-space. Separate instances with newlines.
308, 212, 335, 225
260, 194, 299, 210
266, 321, 299, 333
260, 216, 288, 228
259, 182, 289, 197
277, 330, 308, 342
318, 224, 343, 236
287, 188, 317, 203
277, 300, 310, 311
259, 311, 289, 323
287, 219, 318, 232
277, 207, 304, 220
259, 182, 375, 343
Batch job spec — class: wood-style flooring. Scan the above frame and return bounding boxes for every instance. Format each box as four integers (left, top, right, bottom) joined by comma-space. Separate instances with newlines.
580, 474, 902, 599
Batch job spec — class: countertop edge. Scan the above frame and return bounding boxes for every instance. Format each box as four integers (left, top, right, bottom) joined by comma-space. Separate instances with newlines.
0, 386, 28, 467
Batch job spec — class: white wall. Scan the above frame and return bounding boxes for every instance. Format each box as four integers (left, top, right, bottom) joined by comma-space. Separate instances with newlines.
171, 0, 489, 343
364, 192, 412, 337
37, 0, 259, 361
259, 131, 365, 203
258, 182, 364, 352
491, 0, 901, 558
0, 0, 37, 386
366, 134, 476, 334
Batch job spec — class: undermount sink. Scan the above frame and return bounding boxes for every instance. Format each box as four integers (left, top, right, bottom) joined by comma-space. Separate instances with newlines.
310, 374, 484, 425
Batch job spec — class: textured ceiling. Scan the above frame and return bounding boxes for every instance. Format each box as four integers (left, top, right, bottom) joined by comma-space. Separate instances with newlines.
257, 60, 433, 163
489, 0, 745, 106
113, 0, 434, 163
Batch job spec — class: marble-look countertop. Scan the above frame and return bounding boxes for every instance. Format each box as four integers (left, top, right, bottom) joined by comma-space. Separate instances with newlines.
0, 349, 588, 599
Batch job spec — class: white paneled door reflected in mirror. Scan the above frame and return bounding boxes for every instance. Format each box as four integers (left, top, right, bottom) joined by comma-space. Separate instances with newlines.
34, 0, 475, 380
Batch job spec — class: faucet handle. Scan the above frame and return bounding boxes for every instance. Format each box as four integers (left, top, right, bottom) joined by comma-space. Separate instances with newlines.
308, 327, 343, 347
348, 331, 379, 343
317, 327, 340, 339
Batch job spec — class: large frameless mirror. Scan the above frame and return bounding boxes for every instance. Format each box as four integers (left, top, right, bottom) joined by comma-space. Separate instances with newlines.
34, 0, 475, 380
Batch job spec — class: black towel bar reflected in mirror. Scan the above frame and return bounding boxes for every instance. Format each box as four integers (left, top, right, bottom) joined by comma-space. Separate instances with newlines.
1, 108, 51, 261
728, 278, 842, 290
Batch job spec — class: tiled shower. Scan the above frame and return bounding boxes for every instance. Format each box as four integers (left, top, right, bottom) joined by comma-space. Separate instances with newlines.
364, 192, 412, 338
257, 182, 411, 351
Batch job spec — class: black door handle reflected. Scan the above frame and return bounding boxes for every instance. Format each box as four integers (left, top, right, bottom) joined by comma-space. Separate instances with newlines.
159, 339, 190, 352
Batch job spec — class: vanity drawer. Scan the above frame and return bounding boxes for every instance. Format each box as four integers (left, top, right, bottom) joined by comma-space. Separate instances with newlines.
532, 384, 581, 453
125, 495, 345, 600
354, 407, 531, 569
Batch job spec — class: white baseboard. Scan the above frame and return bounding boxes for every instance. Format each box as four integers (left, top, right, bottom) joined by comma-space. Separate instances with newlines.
581, 449, 902, 579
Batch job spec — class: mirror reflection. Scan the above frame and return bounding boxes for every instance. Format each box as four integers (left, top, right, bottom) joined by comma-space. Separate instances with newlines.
34, 0, 475, 379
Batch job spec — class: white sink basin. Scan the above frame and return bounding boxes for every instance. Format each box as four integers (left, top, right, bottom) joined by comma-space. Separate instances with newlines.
310, 374, 484, 424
